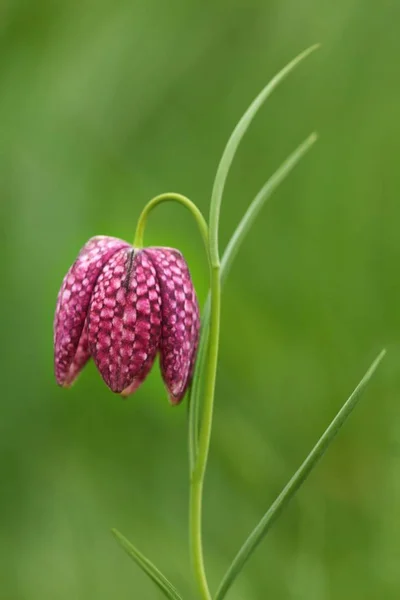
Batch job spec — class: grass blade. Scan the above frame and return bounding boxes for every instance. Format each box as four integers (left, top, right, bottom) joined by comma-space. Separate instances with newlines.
189, 46, 319, 469
188, 133, 318, 472
221, 132, 317, 278
112, 529, 183, 600
214, 349, 386, 600
208, 43, 319, 263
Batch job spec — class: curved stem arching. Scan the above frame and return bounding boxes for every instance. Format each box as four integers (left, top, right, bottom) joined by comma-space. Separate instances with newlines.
133, 192, 209, 251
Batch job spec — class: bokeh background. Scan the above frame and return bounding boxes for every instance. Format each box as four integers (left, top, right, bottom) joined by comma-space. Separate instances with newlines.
2, 1, 400, 599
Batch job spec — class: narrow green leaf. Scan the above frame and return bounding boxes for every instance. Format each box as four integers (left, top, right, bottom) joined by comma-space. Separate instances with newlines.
188, 133, 318, 472
214, 350, 386, 600
112, 529, 183, 600
221, 132, 317, 279
208, 43, 320, 264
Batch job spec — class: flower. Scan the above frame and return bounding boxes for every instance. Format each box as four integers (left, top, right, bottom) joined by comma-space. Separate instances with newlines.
54, 236, 200, 404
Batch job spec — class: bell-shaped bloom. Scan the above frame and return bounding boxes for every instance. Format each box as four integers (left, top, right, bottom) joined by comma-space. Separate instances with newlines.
54, 236, 200, 404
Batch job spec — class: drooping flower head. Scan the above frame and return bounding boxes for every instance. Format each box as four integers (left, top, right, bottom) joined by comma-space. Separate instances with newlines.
54, 236, 200, 404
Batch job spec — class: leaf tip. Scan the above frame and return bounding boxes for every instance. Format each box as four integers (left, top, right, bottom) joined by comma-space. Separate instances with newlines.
360, 348, 387, 387
374, 347, 387, 366
372, 347, 387, 367
301, 43, 321, 59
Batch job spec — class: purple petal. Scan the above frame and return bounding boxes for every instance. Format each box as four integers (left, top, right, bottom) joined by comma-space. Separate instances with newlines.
54, 236, 129, 386
187, 294, 200, 383
143, 248, 200, 404
87, 248, 162, 393
63, 325, 90, 387
120, 372, 147, 398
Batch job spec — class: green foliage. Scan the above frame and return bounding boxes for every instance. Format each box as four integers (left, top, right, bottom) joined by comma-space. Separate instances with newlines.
207, 44, 319, 264
2, 1, 399, 600
215, 350, 386, 600
112, 529, 183, 600
190, 132, 318, 471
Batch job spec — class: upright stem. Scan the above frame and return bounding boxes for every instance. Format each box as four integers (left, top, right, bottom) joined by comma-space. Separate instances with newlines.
133, 191, 218, 598
190, 264, 221, 600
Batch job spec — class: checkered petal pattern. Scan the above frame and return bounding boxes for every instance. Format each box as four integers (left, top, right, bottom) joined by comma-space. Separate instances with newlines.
143, 248, 200, 404
54, 236, 129, 386
54, 237, 200, 404
87, 248, 162, 393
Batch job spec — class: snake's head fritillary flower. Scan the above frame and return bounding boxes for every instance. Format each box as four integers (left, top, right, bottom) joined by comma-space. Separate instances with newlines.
54, 236, 200, 404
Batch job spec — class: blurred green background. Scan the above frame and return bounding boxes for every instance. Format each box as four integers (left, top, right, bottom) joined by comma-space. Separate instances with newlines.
1, 1, 400, 599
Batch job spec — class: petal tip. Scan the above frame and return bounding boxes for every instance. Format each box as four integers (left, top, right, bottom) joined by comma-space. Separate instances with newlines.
168, 391, 185, 405
120, 376, 145, 398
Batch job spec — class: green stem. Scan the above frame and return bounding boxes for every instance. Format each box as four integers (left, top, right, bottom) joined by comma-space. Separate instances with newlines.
190, 265, 221, 600
134, 191, 211, 484
133, 192, 209, 250
133, 191, 218, 599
